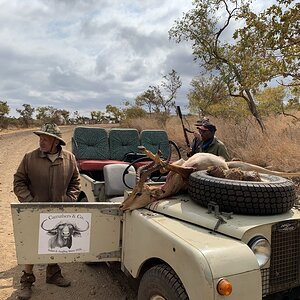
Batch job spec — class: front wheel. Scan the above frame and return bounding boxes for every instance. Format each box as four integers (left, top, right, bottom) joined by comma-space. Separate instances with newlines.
138, 264, 188, 300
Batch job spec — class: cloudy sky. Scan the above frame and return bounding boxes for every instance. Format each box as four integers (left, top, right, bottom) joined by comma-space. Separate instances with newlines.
1, 0, 201, 117
0, 0, 274, 118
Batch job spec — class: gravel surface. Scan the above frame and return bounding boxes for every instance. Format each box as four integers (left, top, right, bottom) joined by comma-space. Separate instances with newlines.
0, 126, 137, 300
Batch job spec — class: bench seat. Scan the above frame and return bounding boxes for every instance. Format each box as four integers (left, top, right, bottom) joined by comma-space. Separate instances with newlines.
72, 127, 173, 172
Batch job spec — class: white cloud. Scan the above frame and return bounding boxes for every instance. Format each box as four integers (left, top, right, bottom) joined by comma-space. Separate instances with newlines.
0, 0, 274, 117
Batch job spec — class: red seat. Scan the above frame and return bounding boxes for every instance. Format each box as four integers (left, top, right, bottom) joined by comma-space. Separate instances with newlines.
133, 161, 152, 169
77, 160, 127, 171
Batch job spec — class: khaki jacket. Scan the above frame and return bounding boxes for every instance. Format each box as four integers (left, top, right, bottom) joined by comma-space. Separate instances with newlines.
14, 148, 80, 202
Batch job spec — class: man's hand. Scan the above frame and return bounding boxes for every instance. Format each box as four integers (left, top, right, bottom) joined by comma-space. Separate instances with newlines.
193, 131, 201, 140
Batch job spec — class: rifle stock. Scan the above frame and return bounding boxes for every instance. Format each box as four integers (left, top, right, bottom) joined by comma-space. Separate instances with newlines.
176, 106, 190, 148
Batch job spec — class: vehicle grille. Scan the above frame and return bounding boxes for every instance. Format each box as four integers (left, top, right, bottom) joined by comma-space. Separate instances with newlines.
261, 220, 300, 296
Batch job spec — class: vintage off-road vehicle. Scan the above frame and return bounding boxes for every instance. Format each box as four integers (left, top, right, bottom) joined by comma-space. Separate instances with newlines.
11, 127, 300, 300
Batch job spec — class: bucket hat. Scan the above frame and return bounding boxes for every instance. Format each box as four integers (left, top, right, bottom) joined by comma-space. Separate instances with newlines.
33, 123, 66, 145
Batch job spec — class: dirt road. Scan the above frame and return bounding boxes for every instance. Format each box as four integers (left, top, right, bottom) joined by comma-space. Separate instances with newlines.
0, 127, 137, 300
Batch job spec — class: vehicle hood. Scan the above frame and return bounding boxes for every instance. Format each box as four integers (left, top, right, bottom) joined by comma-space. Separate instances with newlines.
146, 194, 300, 239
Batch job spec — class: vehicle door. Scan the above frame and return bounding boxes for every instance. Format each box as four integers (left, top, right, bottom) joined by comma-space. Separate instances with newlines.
11, 202, 122, 264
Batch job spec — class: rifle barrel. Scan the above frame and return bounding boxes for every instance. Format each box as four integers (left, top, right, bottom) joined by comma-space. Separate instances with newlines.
176, 106, 190, 148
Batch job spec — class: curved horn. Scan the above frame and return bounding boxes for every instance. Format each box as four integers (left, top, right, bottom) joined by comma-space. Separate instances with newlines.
41, 219, 55, 231
74, 220, 89, 232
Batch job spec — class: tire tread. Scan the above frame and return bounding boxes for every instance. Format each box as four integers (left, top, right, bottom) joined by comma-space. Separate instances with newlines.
188, 171, 297, 215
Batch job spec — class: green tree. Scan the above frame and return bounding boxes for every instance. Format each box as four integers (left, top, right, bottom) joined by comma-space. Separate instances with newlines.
135, 89, 157, 115
35, 106, 69, 124
36, 106, 55, 122
286, 80, 300, 111
91, 111, 97, 123
256, 86, 286, 116
135, 69, 182, 116
91, 111, 105, 123
188, 76, 230, 116
159, 69, 182, 114
54, 109, 70, 124
73, 111, 86, 124
236, 0, 299, 82
0, 101, 9, 118
169, 0, 298, 131
16, 104, 35, 127
124, 106, 147, 119
106, 105, 124, 123
0, 101, 10, 128
209, 97, 250, 121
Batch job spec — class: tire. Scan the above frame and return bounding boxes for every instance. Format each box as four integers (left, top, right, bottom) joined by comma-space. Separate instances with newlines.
138, 264, 188, 300
188, 171, 297, 215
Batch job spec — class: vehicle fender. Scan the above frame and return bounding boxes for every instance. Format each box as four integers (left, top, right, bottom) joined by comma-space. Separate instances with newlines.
122, 209, 261, 300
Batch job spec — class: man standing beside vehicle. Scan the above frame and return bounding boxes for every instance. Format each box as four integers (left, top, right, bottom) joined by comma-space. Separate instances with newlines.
13, 123, 81, 300
188, 120, 231, 161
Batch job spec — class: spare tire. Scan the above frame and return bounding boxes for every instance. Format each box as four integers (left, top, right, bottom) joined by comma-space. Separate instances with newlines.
188, 171, 297, 215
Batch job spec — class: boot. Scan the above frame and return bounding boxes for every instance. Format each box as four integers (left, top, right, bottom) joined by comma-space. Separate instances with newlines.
46, 264, 71, 287
19, 271, 36, 300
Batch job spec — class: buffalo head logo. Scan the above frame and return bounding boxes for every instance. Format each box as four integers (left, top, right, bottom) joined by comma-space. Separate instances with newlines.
41, 220, 89, 249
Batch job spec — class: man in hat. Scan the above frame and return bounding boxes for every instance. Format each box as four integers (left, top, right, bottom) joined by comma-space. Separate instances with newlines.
13, 123, 81, 300
188, 120, 230, 161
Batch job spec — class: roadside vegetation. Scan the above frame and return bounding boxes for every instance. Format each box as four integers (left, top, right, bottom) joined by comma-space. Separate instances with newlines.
124, 111, 300, 172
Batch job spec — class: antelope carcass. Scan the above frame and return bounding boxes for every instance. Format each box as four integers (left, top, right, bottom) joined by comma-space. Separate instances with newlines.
120, 149, 300, 211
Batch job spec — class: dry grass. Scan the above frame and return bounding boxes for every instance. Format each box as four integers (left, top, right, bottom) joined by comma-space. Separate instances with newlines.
123, 112, 300, 172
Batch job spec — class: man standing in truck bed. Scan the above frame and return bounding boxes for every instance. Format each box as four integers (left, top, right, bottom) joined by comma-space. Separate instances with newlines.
13, 123, 81, 300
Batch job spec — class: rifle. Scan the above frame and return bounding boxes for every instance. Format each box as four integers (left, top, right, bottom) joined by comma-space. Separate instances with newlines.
176, 106, 193, 148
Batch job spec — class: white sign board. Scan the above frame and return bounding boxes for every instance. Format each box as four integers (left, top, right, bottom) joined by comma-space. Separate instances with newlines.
38, 213, 91, 254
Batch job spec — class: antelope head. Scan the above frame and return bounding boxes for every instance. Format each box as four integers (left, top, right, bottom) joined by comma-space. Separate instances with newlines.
120, 147, 195, 211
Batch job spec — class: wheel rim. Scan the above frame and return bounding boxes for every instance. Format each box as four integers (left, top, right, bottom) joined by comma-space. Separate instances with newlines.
150, 295, 166, 300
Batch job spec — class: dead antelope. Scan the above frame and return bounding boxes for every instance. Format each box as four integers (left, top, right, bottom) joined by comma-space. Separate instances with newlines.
120, 148, 300, 211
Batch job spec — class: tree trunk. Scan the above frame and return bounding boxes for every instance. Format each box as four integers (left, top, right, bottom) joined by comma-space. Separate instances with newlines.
244, 89, 266, 132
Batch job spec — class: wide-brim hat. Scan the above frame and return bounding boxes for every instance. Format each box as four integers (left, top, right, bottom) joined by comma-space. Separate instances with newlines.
33, 123, 66, 146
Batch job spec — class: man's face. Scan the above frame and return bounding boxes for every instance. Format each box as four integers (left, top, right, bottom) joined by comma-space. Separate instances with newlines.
199, 129, 214, 141
39, 134, 59, 153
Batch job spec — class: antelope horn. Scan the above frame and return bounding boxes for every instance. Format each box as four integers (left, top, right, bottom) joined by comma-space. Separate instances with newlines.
140, 146, 196, 178
139, 146, 164, 166
136, 159, 155, 183
138, 164, 162, 189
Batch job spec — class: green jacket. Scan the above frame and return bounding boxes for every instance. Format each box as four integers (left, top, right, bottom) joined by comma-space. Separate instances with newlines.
191, 137, 231, 161
14, 147, 80, 202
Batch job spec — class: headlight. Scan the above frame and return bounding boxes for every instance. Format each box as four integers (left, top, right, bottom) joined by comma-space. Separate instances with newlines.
248, 236, 271, 268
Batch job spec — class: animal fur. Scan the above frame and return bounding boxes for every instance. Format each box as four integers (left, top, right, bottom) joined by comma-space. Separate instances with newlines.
120, 153, 300, 211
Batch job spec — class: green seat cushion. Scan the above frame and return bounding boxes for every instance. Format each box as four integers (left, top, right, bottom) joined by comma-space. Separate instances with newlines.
109, 128, 139, 160
140, 130, 170, 159
72, 127, 109, 160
